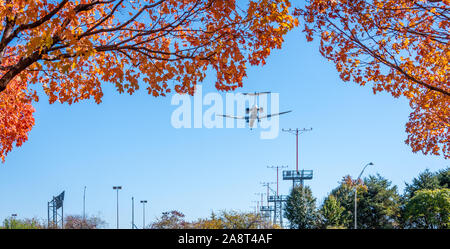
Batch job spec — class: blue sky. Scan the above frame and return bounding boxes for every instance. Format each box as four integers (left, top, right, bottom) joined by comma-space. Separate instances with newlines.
0, 24, 447, 228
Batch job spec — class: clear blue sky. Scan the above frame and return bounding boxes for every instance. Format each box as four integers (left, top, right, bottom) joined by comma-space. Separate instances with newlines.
0, 25, 447, 228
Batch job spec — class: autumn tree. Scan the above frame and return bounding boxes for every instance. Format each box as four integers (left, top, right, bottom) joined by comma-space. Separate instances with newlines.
328, 175, 401, 229
0, 0, 298, 161
64, 214, 106, 229
295, 0, 449, 158
328, 175, 367, 228
150, 210, 189, 229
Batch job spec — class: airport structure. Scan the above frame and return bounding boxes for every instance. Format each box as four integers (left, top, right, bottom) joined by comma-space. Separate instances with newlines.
47, 191, 65, 229
254, 127, 315, 228
267, 166, 288, 227
259, 182, 276, 222
282, 128, 314, 188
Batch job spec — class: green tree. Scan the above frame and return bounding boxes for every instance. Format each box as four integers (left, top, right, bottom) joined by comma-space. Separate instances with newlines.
400, 168, 450, 228
284, 185, 319, 229
191, 210, 278, 229
404, 169, 442, 200
330, 174, 400, 229
1, 217, 43, 229
356, 175, 401, 229
319, 194, 346, 229
436, 168, 450, 189
329, 176, 359, 228
403, 188, 450, 229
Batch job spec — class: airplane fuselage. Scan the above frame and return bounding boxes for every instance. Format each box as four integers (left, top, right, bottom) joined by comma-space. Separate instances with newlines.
248, 105, 259, 129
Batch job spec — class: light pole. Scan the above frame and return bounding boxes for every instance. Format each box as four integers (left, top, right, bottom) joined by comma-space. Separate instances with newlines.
132, 197, 135, 229
112, 186, 122, 229
140, 200, 147, 229
83, 186, 86, 228
354, 162, 373, 229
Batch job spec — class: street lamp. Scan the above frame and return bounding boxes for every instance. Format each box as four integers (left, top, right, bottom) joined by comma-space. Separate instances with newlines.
354, 162, 373, 229
140, 200, 147, 229
112, 186, 122, 229
83, 186, 86, 228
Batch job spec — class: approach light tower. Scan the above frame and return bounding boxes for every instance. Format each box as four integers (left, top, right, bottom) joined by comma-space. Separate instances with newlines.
48, 191, 65, 229
267, 166, 288, 228
260, 182, 276, 222
282, 128, 313, 188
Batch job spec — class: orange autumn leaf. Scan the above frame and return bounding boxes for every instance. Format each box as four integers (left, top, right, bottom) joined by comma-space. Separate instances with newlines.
296, 0, 449, 158
0, 0, 298, 161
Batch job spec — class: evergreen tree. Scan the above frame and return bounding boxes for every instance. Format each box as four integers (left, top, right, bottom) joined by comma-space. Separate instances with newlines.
319, 194, 346, 229
284, 185, 319, 229
404, 169, 441, 199
329, 174, 400, 229
356, 175, 401, 229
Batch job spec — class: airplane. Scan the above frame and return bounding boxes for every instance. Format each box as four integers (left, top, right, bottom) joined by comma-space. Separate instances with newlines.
217, 92, 292, 129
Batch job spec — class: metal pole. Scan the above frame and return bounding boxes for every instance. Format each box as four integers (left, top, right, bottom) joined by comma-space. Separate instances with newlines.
83, 186, 86, 228
140, 200, 147, 229
47, 201, 50, 228
61, 200, 64, 229
132, 197, 134, 229
354, 187, 357, 229
116, 189, 119, 229
143, 202, 145, 229
277, 167, 279, 196
296, 129, 298, 172
113, 186, 122, 229
354, 162, 373, 229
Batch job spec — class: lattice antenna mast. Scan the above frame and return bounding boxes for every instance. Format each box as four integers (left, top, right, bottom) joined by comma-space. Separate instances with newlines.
267, 166, 288, 196
282, 128, 312, 172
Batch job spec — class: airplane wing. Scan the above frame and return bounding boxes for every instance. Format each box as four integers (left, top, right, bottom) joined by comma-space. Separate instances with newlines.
242, 92, 271, 96
216, 114, 246, 119
258, 110, 292, 119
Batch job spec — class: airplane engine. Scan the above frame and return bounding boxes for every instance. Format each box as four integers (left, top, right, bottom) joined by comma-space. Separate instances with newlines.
245, 108, 250, 114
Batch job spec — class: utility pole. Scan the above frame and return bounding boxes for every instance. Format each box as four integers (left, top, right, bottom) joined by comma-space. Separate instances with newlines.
112, 186, 122, 229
